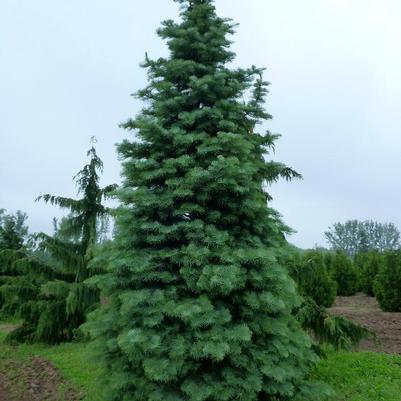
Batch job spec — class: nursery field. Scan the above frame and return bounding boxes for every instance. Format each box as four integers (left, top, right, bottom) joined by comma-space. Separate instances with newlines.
1, 296, 401, 401
329, 294, 401, 354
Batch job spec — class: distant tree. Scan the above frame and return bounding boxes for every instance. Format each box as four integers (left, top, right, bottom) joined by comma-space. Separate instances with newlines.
325, 220, 400, 256
374, 251, 401, 312
1, 143, 116, 343
355, 251, 384, 296
0, 210, 29, 251
330, 252, 359, 296
283, 250, 337, 307
0, 210, 30, 312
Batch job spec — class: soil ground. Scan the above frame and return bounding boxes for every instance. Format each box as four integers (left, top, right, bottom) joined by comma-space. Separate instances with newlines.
0, 325, 82, 401
0, 324, 18, 334
0, 356, 81, 401
329, 293, 401, 354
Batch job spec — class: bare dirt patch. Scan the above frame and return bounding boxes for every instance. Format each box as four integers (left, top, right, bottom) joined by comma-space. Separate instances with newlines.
0, 323, 84, 400
329, 293, 401, 354
0, 356, 82, 401
0, 377, 12, 401
0, 323, 83, 401
0, 324, 18, 334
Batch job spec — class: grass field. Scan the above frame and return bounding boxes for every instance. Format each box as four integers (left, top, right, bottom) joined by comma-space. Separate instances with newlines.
314, 351, 401, 401
1, 326, 401, 401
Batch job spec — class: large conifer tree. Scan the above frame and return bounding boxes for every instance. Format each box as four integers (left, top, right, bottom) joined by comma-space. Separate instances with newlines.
85, 1, 328, 399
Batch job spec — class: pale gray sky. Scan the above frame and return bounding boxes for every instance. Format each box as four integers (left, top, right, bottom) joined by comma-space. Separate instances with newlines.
1, 0, 401, 248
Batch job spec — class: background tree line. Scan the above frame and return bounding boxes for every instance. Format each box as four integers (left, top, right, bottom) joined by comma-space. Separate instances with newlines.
325, 220, 400, 256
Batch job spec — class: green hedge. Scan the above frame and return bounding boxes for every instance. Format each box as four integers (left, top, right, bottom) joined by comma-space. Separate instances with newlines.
283, 250, 337, 307
374, 251, 401, 312
329, 252, 359, 296
355, 251, 383, 296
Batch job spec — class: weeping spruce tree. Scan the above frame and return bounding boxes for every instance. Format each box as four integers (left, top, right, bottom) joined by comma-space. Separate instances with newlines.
2, 144, 116, 343
85, 1, 329, 400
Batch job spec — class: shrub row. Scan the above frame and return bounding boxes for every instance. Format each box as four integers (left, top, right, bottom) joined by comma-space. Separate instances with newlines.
281, 249, 337, 308
283, 247, 401, 312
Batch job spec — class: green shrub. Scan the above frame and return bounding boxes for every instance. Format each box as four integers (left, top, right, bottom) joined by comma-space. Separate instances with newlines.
353, 252, 368, 292
330, 252, 359, 296
356, 251, 383, 296
374, 251, 401, 312
284, 250, 337, 307
280, 249, 370, 351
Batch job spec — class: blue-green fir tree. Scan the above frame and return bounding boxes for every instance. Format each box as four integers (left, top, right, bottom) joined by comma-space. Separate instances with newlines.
85, 1, 329, 400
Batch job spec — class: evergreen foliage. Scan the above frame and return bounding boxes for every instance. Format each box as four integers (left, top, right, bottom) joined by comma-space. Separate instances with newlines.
84, 2, 330, 400
279, 247, 369, 351
284, 250, 337, 308
1, 144, 116, 343
0, 210, 29, 313
295, 297, 371, 351
0, 210, 28, 252
330, 252, 359, 296
36, 142, 116, 264
374, 251, 401, 312
355, 251, 383, 297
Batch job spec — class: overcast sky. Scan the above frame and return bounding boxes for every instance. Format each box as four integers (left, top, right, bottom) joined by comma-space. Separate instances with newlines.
1, 0, 401, 248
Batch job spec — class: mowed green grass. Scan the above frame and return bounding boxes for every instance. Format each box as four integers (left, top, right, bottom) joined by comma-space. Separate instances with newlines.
315, 350, 401, 401
1, 326, 401, 401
